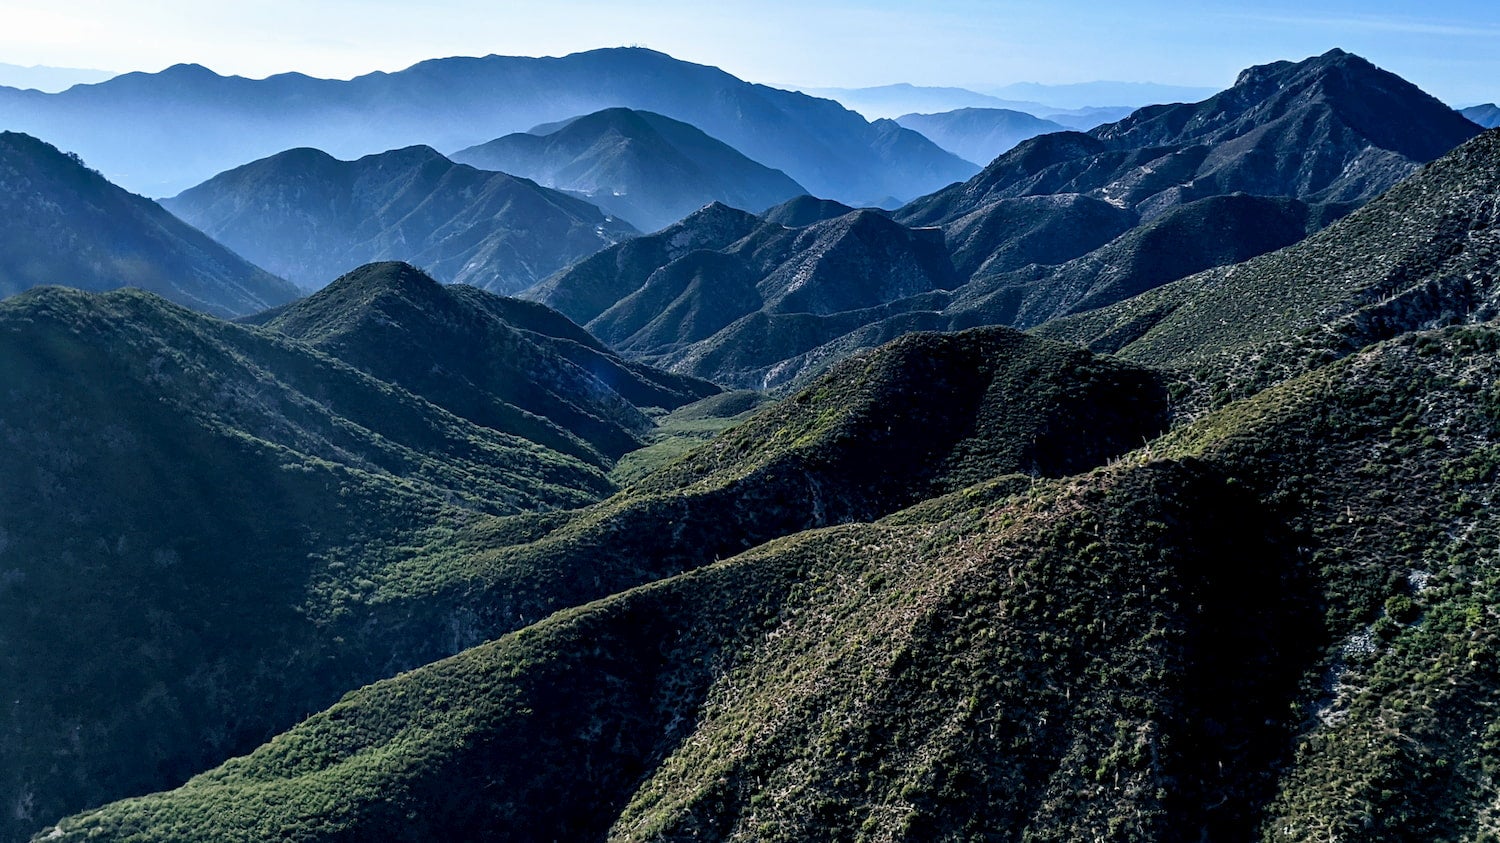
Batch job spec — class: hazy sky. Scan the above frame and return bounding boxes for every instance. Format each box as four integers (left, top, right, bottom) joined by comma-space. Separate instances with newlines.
3, 0, 1497, 103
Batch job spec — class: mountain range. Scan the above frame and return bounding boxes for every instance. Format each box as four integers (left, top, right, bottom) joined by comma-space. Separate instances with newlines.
452, 107, 807, 232
895, 108, 1068, 165
0, 131, 297, 317
0, 47, 976, 203
530, 50, 1481, 389
9, 40, 1500, 843
27, 124, 1500, 842
796, 83, 1139, 128
162, 145, 637, 294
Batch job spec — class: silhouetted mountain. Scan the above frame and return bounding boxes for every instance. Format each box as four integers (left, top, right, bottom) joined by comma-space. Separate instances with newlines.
1462, 103, 1500, 128
0, 48, 976, 202
452, 108, 806, 232
163, 145, 635, 294
0, 285, 612, 843
896, 107, 1068, 165
260, 262, 719, 467
0, 131, 296, 317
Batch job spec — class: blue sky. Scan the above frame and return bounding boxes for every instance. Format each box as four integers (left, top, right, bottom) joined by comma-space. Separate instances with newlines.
3, 0, 1496, 103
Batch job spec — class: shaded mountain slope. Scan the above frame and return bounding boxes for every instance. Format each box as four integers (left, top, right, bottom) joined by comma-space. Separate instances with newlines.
896, 107, 1069, 165
163, 145, 635, 294
1038, 128, 1500, 406
0, 286, 611, 843
0, 47, 976, 203
948, 193, 1357, 329
0, 131, 295, 317
452, 108, 806, 232
45, 321, 1500, 841
260, 262, 719, 467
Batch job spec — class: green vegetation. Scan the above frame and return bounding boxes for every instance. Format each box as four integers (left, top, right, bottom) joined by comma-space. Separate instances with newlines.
0, 285, 611, 843
262, 262, 719, 468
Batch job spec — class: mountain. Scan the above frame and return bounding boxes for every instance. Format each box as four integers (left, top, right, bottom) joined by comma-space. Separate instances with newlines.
889, 49, 1481, 319
795, 83, 1052, 120
257, 261, 719, 467
1039, 127, 1500, 397
162, 145, 636, 294
528, 202, 961, 388
0, 131, 297, 317
900, 50, 1481, 234
40, 299, 1500, 839
532, 52, 1481, 392
796, 83, 1137, 130
0, 63, 113, 92
896, 108, 1069, 165
987, 79, 1220, 109
452, 108, 806, 232
945, 193, 1357, 329
758, 194, 858, 227
1462, 103, 1500, 128
0, 285, 616, 843
0, 48, 977, 203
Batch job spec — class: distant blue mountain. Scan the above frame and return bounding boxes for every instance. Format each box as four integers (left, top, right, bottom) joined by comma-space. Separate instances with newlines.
985, 80, 1220, 110
0, 48, 975, 203
1461, 103, 1500, 128
0, 62, 114, 92
896, 108, 1068, 165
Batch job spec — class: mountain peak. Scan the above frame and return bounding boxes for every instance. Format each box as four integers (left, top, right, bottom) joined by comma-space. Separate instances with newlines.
324, 261, 441, 297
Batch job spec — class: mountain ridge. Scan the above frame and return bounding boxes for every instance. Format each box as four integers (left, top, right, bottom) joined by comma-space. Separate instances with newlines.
0, 47, 977, 202
163, 145, 636, 294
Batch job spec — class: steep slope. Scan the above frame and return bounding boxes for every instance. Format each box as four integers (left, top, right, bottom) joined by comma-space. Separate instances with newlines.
452, 108, 807, 232
260, 262, 719, 466
0, 131, 296, 317
162, 145, 635, 294
896, 107, 1069, 165
0, 287, 611, 843
1462, 103, 1500, 128
531, 205, 962, 388
948, 194, 1356, 329
1038, 128, 1500, 406
899, 50, 1481, 280
43, 322, 1500, 842
0, 48, 976, 203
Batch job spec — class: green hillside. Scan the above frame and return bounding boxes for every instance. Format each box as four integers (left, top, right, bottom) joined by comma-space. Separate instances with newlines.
260, 262, 719, 468
41, 323, 1500, 841
0, 286, 609, 843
